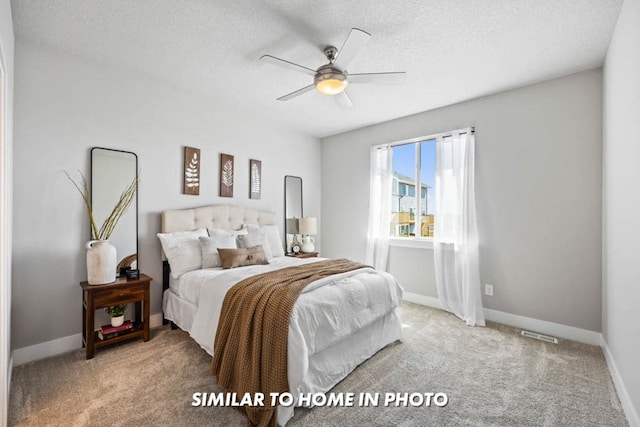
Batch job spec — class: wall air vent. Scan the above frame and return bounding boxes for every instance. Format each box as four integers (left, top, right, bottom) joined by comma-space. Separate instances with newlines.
521, 330, 558, 344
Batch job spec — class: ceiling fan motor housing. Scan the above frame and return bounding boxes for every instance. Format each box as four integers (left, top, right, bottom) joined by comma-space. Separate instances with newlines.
315, 64, 348, 95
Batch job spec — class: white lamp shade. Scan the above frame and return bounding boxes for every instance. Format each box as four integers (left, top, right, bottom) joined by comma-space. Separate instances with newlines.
298, 217, 317, 235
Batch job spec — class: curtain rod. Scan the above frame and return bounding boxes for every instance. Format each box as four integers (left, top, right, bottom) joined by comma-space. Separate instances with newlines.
377, 127, 475, 149
441, 127, 475, 139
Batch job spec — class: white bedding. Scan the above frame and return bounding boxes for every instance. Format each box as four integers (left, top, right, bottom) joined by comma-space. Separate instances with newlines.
163, 256, 403, 425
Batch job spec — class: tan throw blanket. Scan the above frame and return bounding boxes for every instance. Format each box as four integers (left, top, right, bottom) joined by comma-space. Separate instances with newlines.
211, 258, 369, 427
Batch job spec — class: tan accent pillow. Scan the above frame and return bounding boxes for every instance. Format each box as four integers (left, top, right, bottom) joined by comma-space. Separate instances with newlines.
217, 245, 269, 269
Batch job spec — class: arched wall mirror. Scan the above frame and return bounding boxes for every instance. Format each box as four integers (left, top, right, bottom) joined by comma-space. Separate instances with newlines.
91, 147, 138, 272
284, 175, 303, 253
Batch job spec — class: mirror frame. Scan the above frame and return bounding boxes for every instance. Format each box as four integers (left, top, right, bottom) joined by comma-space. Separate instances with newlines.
90, 147, 139, 270
284, 175, 303, 248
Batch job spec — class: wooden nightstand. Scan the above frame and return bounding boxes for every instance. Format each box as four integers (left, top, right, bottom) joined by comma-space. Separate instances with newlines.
80, 274, 152, 359
286, 252, 319, 258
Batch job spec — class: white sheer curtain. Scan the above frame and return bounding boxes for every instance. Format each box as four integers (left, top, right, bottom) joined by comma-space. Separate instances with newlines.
366, 145, 393, 271
434, 130, 485, 326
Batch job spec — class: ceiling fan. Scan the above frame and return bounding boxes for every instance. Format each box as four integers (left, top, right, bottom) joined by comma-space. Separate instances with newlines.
260, 28, 407, 108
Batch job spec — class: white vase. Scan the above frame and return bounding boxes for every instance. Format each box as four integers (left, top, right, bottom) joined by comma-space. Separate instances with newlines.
110, 315, 125, 327
86, 240, 117, 285
301, 235, 316, 253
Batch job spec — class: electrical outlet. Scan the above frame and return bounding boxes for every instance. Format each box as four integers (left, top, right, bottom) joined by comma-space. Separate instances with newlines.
484, 284, 494, 296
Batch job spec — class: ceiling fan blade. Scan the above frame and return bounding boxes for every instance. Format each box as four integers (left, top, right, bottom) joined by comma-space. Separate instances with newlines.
333, 28, 371, 71
335, 90, 353, 109
261, 55, 317, 76
277, 84, 316, 101
348, 72, 407, 85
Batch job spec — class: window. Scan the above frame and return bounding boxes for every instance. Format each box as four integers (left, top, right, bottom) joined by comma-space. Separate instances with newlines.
390, 139, 436, 238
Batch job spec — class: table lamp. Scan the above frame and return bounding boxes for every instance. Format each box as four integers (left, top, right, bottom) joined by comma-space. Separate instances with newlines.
298, 217, 317, 253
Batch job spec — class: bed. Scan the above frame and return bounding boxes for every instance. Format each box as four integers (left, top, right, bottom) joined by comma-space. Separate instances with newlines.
159, 205, 403, 425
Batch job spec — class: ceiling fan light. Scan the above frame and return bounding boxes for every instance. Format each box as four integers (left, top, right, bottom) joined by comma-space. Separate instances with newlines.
314, 67, 348, 96
316, 78, 347, 95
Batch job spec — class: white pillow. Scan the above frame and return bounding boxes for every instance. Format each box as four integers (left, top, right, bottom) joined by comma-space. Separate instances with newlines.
245, 224, 285, 258
236, 229, 273, 260
199, 235, 237, 268
207, 227, 248, 238
157, 229, 208, 279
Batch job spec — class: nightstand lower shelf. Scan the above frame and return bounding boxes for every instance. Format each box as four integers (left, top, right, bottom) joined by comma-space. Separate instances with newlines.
89, 322, 145, 348
80, 274, 152, 359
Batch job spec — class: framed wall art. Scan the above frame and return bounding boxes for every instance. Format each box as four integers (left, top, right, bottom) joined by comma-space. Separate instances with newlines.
183, 146, 200, 195
219, 153, 234, 198
250, 159, 262, 200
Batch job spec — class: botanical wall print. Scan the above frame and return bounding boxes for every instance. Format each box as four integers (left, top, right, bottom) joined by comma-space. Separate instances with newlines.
250, 159, 262, 200
219, 153, 234, 198
183, 147, 200, 195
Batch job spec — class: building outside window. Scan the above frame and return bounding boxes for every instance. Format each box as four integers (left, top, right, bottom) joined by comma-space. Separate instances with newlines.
390, 139, 436, 238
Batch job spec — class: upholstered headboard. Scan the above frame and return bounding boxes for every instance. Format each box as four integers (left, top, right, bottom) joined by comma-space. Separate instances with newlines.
161, 204, 277, 234
160, 204, 277, 262
160, 205, 278, 327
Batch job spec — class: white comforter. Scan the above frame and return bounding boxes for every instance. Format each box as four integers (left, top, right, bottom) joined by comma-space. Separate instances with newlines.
176, 256, 401, 356
168, 256, 403, 424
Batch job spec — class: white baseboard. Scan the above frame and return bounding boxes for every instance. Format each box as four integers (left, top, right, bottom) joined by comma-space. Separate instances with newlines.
12, 333, 82, 366
601, 336, 640, 427
12, 313, 166, 366
402, 292, 443, 309
403, 293, 601, 345
483, 308, 601, 346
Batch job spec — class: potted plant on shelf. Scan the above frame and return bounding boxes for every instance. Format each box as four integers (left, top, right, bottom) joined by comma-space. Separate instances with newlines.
105, 304, 127, 327
66, 171, 137, 285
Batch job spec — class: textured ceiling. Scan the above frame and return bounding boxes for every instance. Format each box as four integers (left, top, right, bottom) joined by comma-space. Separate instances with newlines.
11, 0, 623, 138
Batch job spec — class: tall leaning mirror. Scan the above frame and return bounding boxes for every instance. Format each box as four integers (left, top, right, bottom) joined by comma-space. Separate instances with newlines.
284, 175, 303, 253
91, 147, 138, 272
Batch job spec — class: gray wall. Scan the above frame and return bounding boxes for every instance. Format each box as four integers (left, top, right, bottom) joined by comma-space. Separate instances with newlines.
322, 69, 603, 332
603, 0, 640, 419
388, 247, 436, 297
11, 40, 321, 349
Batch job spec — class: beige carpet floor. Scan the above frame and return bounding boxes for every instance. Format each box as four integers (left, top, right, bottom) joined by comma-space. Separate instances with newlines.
9, 303, 628, 426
